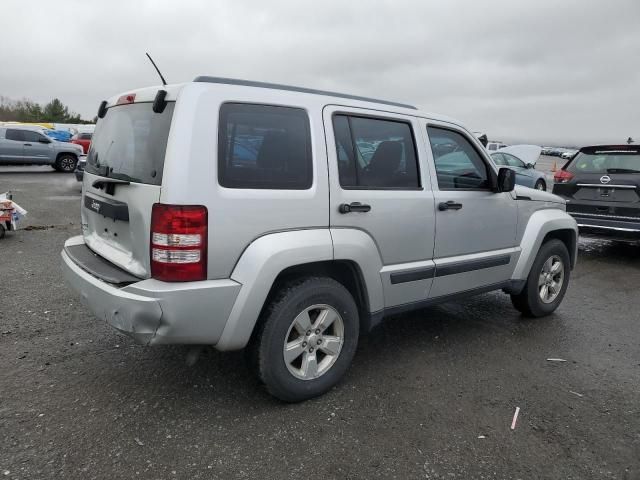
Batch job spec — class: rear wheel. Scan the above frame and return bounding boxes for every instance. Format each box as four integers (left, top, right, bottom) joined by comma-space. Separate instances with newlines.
511, 239, 570, 317
0, 223, 5, 239
247, 276, 359, 402
54, 154, 77, 172
534, 179, 546, 191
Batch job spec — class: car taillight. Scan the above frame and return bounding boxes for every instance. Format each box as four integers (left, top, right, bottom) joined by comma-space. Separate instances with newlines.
554, 169, 574, 183
116, 93, 136, 105
150, 204, 207, 282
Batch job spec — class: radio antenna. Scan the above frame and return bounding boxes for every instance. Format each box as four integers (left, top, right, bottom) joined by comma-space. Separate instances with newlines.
145, 52, 167, 86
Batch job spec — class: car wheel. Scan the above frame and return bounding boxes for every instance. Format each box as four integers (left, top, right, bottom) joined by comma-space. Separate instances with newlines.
55, 154, 77, 173
534, 179, 546, 191
247, 276, 359, 402
0, 223, 5, 239
510, 239, 570, 317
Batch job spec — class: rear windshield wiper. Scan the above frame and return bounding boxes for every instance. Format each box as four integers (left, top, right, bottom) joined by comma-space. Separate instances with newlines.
91, 173, 142, 195
92, 172, 141, 185
606, 168, 640, 174
92, 177, 131, 189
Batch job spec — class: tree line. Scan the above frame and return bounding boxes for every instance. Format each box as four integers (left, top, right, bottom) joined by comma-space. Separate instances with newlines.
0, 96, 93, 124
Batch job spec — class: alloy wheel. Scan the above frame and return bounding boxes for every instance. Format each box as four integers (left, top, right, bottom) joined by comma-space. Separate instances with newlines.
283, 304, 345, 380
60, 157, 76, 172
538, 255, 564, 303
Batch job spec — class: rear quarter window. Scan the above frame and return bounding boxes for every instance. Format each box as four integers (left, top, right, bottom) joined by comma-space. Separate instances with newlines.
218, 103, 312, 189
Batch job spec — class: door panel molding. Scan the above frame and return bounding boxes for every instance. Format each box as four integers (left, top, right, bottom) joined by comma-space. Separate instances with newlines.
390, 266, 436, 284
435, 254, 511, 277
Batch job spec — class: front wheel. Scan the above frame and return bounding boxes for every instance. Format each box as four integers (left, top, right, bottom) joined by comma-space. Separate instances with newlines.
54, 154, 77, 172
247, 277, 359, 402
511, 239, 570, 317
534, 179, 546, 191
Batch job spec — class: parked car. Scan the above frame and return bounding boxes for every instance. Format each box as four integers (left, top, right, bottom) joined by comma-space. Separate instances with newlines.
71, 132, 92, 154
545, 147, 564, 157
74, 155, 87, 181
486, 141, 508, 151
553, 144, 640, 240
541, 147, 555, 156
0, 126, 83, 171
61, 78, 578, 402
561, 149, 578, 160
490, 145, 547, 190
44, 129, 73, 142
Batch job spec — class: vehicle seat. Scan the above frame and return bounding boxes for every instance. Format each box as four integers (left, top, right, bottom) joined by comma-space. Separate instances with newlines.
365, 141, 402, 186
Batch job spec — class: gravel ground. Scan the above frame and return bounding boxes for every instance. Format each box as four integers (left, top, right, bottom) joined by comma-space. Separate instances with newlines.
1, 166, 639, 480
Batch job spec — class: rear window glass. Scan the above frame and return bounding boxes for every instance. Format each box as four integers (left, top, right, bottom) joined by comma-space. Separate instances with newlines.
79, 133, 92, 140
85, 102, 175, 185
218, 103, 312, 189
567, 150, 640, 174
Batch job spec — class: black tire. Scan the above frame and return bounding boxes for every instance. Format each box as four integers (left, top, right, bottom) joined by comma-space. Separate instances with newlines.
54, 154, 77, 173
510, 239, 570, 317
534, 179, 546, 191
0, 223, 5, 239
247, 276, 359, 402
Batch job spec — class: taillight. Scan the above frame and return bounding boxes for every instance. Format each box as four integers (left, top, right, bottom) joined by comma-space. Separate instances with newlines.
116, 93, 136, 105
554, 169, 574, 183
150, 204, 207, 282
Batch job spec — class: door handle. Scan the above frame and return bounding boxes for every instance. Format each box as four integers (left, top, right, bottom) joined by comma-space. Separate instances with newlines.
24, 143, 32, 146
438, 201, 463, 211
339, 202, 371, 214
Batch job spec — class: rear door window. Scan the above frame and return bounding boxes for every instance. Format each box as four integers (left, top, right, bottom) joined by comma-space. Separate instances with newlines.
218, 103, 312, 189
5, 129, 24, 141
332, 114, 420, 189
22, 130, 45, 142
85, 102, 175, 185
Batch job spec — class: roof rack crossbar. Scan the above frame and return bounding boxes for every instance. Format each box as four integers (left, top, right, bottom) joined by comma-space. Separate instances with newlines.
193, 76, 417, 110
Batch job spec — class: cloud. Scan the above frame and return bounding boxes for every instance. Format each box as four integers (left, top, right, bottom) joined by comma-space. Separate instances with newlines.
1, 0, 638, 145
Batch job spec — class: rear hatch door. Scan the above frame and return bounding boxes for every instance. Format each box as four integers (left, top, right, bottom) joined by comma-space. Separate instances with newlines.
554, 146, 640, 219
82, 99, 175, 278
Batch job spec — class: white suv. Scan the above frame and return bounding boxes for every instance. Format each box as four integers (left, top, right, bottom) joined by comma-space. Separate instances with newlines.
62, 77, 578, 401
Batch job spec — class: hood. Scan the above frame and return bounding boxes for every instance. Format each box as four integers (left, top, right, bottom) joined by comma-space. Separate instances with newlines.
514, 185, 565, 204
55, 140, 84, 153
500, 145, 542, 166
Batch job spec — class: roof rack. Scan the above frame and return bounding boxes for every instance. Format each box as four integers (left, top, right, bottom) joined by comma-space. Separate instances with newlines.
193, 76, 417, 110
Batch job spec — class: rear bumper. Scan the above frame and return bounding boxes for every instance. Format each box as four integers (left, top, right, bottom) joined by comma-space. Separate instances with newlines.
570, 214, 640, 240
61, 236, 242, 345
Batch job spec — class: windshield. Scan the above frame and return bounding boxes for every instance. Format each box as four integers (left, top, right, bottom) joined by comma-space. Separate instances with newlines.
567, 150, 640, 174
85, 102, 175, 185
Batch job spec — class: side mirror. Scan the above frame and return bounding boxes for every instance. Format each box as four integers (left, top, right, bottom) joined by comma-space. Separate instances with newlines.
39, 137, 52, 144
525, 162, 534, 169
497, 167, 516, 192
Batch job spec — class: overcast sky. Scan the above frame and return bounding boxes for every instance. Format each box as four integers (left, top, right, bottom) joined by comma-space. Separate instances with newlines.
1, 0, 638, 146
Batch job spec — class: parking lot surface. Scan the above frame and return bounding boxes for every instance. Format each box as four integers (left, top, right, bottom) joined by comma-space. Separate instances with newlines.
1, 165, 639, 480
